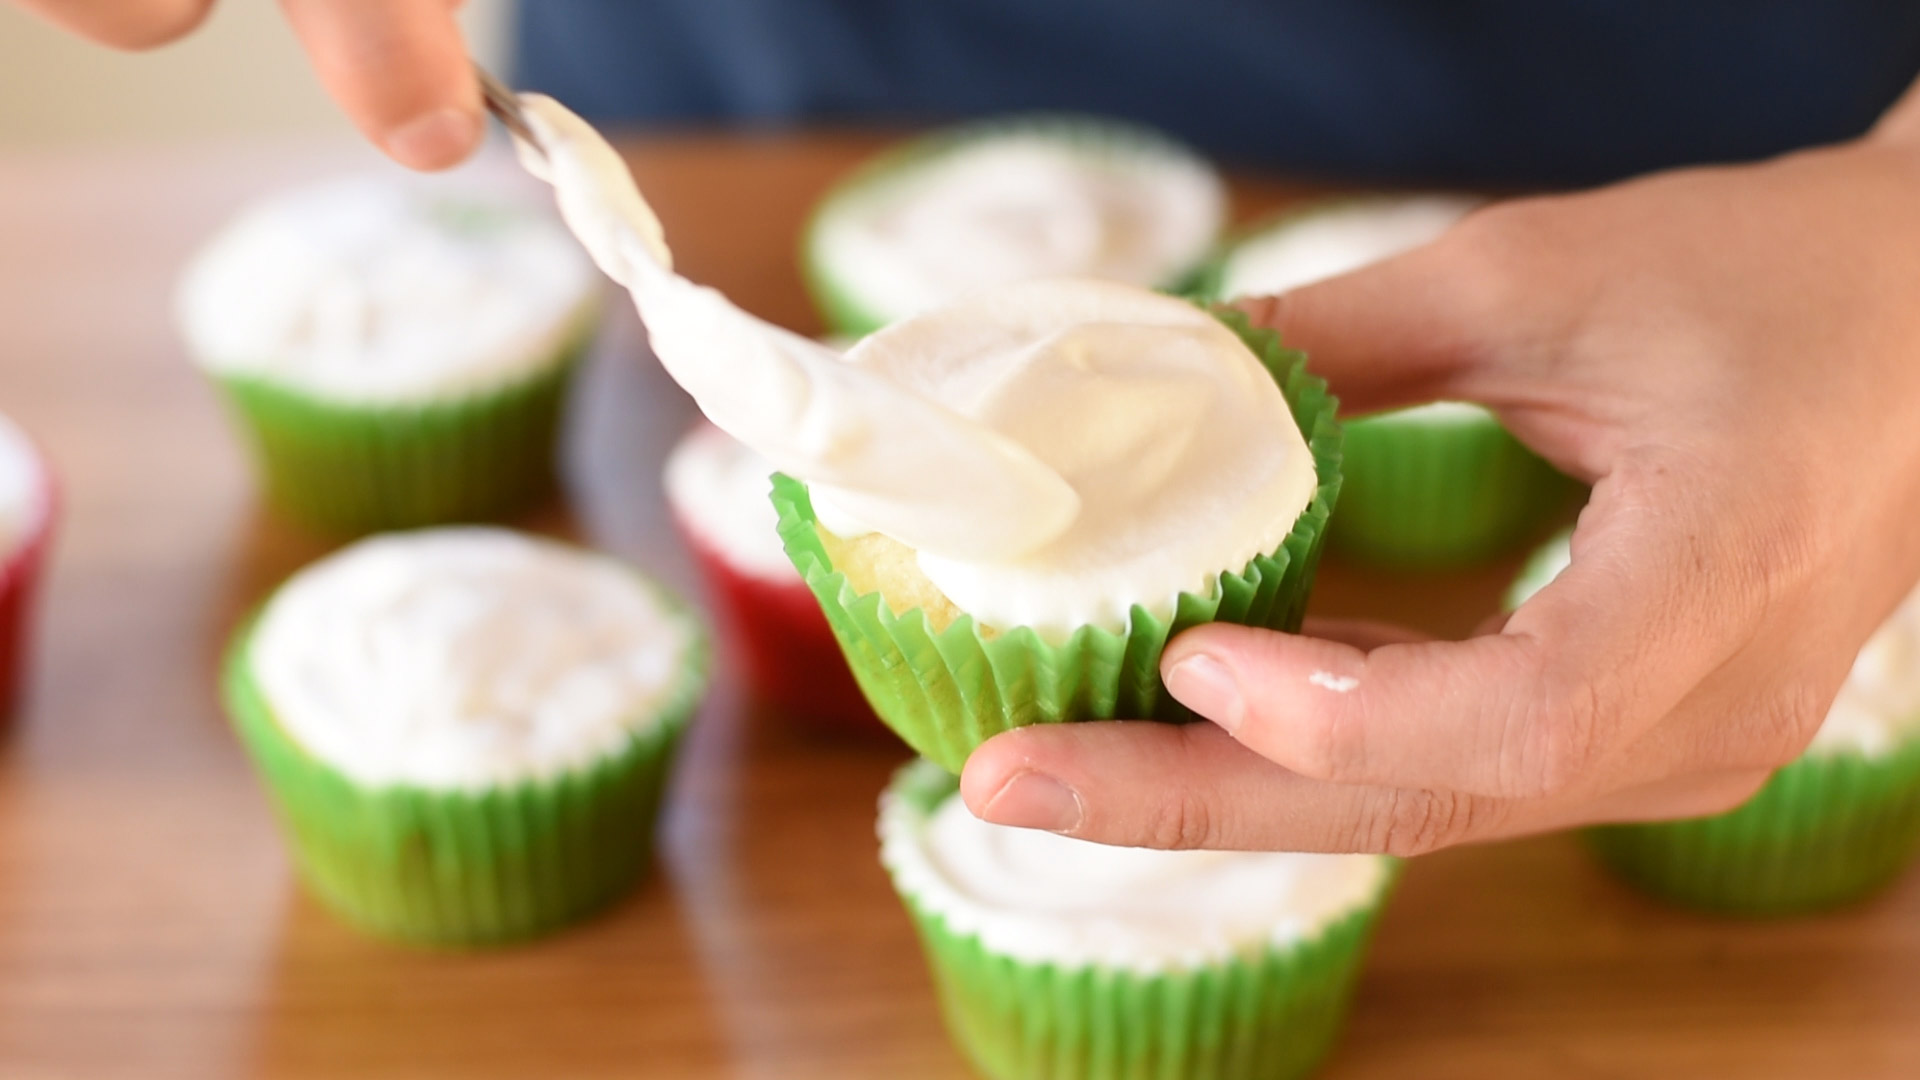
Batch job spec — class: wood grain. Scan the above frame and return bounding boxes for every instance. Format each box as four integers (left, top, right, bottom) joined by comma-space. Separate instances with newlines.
0, 133, 1914, 1080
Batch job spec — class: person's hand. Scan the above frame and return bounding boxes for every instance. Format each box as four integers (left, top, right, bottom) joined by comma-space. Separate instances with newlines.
960, 88, 1920, 855
11, 0, 481, 170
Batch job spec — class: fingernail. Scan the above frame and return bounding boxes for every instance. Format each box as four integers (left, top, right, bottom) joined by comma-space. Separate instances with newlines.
980, 771, 1084, 833
1166, 653, 1245, 733
385, 107, 482, 170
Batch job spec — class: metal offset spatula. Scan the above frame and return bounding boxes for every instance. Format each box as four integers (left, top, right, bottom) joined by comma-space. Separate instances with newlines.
475, 64, 545, 162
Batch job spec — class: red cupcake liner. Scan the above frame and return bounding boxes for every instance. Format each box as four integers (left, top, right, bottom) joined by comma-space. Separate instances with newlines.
675, 519, 882, 736
0, 448, 57, 733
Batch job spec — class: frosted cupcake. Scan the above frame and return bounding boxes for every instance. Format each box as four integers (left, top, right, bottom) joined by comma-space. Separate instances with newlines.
664, 421, 880, 734
510, 96, 1338, 773
881, 761, 1395, 1080
0, 414, 54, 731
178, 174, 601, 534
804, 115, 1225, 335
1511, 532, 1920, 914
224, 528, 707, 945
1206, 196, 1576, 568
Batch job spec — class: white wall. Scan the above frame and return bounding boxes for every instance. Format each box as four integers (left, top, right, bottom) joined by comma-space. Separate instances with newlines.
0, 1, 514, 148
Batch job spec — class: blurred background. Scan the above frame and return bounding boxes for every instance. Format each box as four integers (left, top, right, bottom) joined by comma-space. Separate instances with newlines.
0, 1, 513, 149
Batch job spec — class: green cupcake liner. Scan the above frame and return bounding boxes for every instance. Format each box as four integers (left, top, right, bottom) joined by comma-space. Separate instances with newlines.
213, 329, 590, 536
1584, 737, 1920, 916
1328, 407, 1580, 569
221, 600, 708, 947
773, 311, 1341, 772
802, 114, 1222, 337
885, 763, 1393, 1080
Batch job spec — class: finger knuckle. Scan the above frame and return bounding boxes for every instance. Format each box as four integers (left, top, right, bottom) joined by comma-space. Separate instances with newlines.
1140, 793, 1218, 851
1747, 680, 1828, 768
1434, 200, 1547, 323
1360, 789, 1488, 857
1516, 676, 1610, 798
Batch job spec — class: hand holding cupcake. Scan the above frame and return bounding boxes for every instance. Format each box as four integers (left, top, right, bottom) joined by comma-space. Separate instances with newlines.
514, 96, 1339, 772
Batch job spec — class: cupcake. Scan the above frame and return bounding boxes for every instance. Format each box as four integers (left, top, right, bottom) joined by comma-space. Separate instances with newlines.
1511, 532, 1920, 915
881, 760, 1396, 1080
803, 115, 1226, 336
772, 285, 1340, 772
224, 528, 707, 945
664, 421, 880, 734
513, 98, 1338, 773
177, 174, 602, 535
0, 413, 54, 731
1205, 196, 1577, 568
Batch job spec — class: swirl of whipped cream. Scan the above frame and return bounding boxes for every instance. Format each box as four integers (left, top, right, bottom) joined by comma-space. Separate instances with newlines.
880, 777, 1392, 972
249, 528, 699, 789
0, 414, 46, 555
1509, 533, 1920, 759
811, 127, 1224, 323
516, 97, 1315, 636
176, 174, 599, 403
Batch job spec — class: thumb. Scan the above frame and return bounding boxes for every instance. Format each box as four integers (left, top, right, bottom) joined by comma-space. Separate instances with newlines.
1233, 213, 1516, 415
280, 0, 483, 171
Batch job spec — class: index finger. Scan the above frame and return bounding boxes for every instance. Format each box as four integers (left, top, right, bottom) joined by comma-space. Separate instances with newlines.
1162, 446, 1739, 800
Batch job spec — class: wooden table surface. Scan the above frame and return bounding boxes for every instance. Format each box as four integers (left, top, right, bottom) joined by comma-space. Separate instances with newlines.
0, 132, 1916, 1080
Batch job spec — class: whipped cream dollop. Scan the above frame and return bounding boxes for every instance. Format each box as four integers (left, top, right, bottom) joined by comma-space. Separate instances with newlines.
1218, 196, 1483, 426
664, 423, 797, 583
812, 125, 1224, 324
517, 97, 1314, 637
880, 777, 1392, 972
249, 528, 699, 789
0, 414, 45, 555
177, 174, 599, 403
1509, 533, 1920, 759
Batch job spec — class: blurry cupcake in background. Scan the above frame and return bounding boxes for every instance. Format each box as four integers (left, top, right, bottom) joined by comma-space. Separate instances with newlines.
1204, 196, 1578, 569
664, 421, 880, 735
880, 761, 1396, 1080
803, 115, 1225, 336
1511, 532, 1920, 915
178, 174, 602, 535
0, 413, 54, 731
224, 528, 707, 946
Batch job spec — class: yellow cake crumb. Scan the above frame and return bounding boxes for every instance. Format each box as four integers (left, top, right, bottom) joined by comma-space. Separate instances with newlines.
816, 525, 993, 635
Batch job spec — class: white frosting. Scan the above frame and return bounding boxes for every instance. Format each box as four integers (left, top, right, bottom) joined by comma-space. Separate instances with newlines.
1810, 596, 1920, 757
812, 128, 1225, 324
0, 414, 45, 555
1508, 533, 1920, 759
516, 97, 1313, 638
880, 779, 1392, 972
663, 423, 797, 583
1362, 401, 1490, 425
1215, 195, 1480, 302
1219, 196, 1488, 428
250, 528, 698, 789
177, 174, 599, 403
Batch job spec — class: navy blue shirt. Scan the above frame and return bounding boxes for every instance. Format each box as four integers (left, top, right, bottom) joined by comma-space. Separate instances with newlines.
515, 1, 1920, 187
